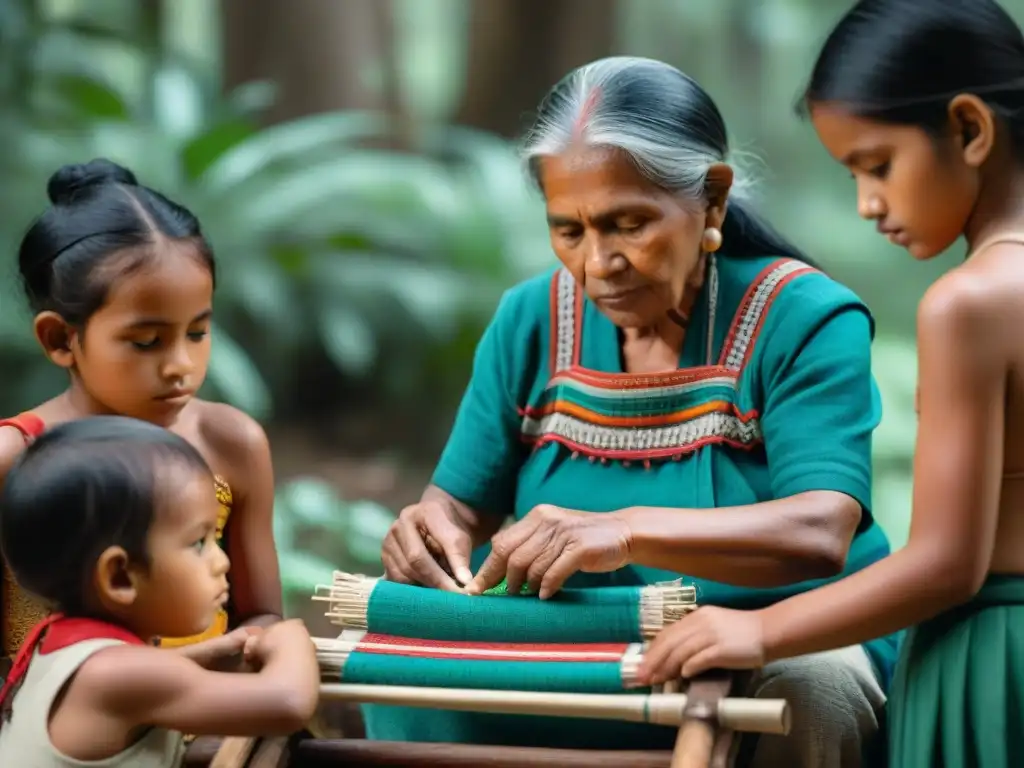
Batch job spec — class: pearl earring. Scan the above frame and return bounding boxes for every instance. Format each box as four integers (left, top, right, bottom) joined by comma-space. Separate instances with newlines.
701, 226, 723, 253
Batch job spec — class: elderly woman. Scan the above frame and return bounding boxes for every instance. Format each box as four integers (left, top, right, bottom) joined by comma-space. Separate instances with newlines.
374, 56, 896, 767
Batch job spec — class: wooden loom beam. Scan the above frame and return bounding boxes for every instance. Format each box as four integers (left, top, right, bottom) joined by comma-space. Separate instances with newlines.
192, 671, 768, 768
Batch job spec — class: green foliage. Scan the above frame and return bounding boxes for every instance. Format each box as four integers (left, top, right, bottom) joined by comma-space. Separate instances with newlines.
870, 335, 918, 548
273, 477, 394, 615
0, 0, 544, 609
0, 2, 551, 420
0, 0, 924, 604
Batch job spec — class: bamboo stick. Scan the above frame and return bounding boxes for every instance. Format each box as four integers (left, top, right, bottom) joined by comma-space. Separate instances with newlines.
208, 736, 257, 768
672, 719, 716, 768
318, 684, 790, 735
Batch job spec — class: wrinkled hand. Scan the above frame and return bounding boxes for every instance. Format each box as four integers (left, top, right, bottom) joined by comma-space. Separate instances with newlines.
637, 607, 767, 683
382, 500, 474, 592
466, 505, 632, 599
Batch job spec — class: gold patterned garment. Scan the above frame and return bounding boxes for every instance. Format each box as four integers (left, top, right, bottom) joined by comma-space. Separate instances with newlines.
1, 413, 48, 658
1, 474, 234, 657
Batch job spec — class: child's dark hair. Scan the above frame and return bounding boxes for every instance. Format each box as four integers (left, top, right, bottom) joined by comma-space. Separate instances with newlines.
0, 416, 212, 616
800, 0, 1024, 147
18, 158, 216, 325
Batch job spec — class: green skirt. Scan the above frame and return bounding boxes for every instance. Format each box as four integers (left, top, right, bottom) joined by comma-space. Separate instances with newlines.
889, 574, 1024, 767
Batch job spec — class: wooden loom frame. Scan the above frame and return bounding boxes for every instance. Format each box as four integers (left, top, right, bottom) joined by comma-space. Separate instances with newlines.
185, 580, 790, 768
185, 668, 785, 768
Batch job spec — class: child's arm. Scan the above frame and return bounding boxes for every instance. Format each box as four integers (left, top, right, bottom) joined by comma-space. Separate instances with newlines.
639, 274, 1007, 680
77, 619, 318, 736
757, 274, 1006, 653
210, 406, 282, 628
170, 626, 262, 671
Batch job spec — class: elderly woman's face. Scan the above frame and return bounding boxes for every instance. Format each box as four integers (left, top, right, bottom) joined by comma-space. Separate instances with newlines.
538, 146, 717, 328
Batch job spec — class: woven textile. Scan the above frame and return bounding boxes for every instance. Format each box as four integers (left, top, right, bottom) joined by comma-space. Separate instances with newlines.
318, 572, 696, 643
316, 631, 647, 693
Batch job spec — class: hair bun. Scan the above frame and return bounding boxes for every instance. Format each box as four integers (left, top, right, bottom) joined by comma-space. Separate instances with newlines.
47, 159, 138, 205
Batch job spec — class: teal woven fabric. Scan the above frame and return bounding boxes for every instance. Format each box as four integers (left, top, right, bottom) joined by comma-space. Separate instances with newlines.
343, 654, 642, 693
364, 580, 645, 643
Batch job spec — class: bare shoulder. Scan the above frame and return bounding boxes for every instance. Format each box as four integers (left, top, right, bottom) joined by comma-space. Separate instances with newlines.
919, 265, 1002, 332
193, 401, 270, 465
918, 266, 1006, 370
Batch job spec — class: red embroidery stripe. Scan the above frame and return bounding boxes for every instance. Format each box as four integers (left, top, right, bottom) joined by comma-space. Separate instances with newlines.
736, 268, 814, 371
557, 365, 736, 390
717, 259, 818, 368
519, 399, 758, 428
355, 634, 630, 663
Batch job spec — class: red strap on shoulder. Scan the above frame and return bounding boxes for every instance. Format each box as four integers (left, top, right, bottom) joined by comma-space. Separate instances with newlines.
0, 615, 145, 712
0, 414, 45, 443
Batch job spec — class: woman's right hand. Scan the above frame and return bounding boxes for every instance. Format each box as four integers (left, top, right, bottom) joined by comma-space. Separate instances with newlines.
382, 499, 475, 591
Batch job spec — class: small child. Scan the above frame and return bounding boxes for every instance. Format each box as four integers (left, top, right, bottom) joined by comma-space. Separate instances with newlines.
0, 416, 318, 767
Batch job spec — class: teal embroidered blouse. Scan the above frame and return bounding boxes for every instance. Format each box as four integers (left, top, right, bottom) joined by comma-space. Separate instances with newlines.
364, 254, 900, 749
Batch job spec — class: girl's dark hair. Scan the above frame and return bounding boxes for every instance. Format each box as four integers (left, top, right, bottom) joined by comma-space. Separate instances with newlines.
18, 158, 216, 324
801, 0, 1024, 147
0, 416, 212, 616
521, 56, 808, 263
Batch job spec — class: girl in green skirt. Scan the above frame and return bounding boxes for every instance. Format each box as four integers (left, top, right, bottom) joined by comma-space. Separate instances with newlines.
639, 1, 1024, 765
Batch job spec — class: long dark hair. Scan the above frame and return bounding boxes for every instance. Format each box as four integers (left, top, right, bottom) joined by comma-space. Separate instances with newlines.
799, 0, 1024, 147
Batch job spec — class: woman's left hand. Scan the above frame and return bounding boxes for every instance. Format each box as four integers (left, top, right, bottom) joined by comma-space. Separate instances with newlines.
637, 607, 767, 683
466, 505, 632, 599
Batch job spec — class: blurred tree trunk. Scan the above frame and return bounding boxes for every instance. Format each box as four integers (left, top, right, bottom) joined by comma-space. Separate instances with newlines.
455, 0, 617, 138
220, 0, 400, 123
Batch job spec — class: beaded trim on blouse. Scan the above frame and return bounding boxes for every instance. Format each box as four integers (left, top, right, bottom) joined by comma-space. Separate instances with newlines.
520, 257, 817, 463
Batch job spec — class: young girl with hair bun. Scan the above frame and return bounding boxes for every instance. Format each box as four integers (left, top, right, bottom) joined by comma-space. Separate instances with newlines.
0, 159, 282, 670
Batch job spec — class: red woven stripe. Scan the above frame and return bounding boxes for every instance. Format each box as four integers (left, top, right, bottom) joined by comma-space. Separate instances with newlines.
355, 633, 630, 663
360, 634, 628, 653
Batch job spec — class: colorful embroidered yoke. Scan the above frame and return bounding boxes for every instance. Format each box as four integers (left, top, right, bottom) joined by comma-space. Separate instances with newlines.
319, 572, 695, 643
364, 254, 900, 749
317, 631, 646, 694
0, 413, 233, 656
518, 258, 810, 460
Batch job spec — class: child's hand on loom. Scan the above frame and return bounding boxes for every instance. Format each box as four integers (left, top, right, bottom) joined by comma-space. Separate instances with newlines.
244, 619, 313, 668
174, 626, 264, 671
636, 606, 767, 683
